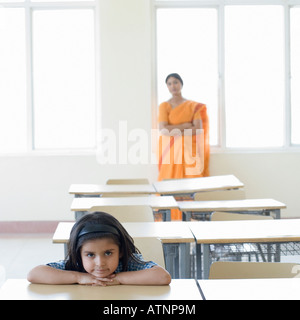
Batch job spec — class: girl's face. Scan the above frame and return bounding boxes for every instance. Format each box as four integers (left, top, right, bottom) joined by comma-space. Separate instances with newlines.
166, 77, 182, 96
80, 238, 120, 278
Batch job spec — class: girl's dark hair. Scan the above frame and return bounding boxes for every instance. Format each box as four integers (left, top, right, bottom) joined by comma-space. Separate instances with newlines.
65, 212, 141, 272
165, 73, 183, 86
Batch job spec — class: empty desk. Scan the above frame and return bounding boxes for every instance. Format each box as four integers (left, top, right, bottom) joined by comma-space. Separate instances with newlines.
0, 279, 202, 300
189, 219, 300, 279
178, 198, 286, 220
153, 175, 244, 198
198, 278, 300, 300
71, 196, 178, 221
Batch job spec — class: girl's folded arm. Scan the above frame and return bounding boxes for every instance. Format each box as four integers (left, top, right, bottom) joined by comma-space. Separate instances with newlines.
27, 265, 80, 285
113, 266, 171, 286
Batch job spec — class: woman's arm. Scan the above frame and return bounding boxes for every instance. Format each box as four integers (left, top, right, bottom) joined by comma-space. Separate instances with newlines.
27, 265, 113, 286
159, 119, 202, 136
109, 266, 171, 286
159, 121, 192, 135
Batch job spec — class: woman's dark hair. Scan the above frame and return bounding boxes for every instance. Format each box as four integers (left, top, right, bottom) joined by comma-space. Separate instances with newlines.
165, 73, 183, 86
65, 212, 141, 272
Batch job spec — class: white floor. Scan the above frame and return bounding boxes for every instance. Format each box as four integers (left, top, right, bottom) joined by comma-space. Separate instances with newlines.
0, 234, 64, 287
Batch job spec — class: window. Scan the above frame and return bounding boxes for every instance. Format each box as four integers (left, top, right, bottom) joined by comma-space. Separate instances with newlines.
0, 8, 27, 153
32, 9, 96, 149
225, 5, 285, 148
290, 7, 300, 145
0, 1, 97, 153
155, 1, 300, 151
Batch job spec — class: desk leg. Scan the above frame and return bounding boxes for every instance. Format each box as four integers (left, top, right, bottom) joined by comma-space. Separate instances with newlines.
64, 243, 68, 257
165, 209, 171, 221
179, 243, 191, 278
163, 244, 176, 279
75, 211, 86, 220
156, 209, 171, 221
203, 244, 211, 279
196, 243, 202, 279
275, 243, 281, 262
272, 209, 281, 219
182, 211, 192, 221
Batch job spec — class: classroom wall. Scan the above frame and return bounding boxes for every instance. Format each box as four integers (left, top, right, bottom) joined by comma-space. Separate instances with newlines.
0, 151, 299, 222
0, 0, 299, 224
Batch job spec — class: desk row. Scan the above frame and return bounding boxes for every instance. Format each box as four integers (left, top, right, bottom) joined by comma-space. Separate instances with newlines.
53, 219, 300, 279
71, 196, 286, 220
69, 174, 244, 197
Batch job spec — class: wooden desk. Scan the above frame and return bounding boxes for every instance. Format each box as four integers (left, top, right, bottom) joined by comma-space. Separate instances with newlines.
178, 198, 286, 220
198, 278, 300, 300
69, 184, 157, 197
189, 219, 300, 279
53, 221, 195, 279
71, 196, 178, 221
153, 175, 244, 197
0, 279, 202, 300
69, 175, 243, 199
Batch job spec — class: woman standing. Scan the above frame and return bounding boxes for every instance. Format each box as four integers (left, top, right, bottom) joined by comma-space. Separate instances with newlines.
157, 73, 210, 220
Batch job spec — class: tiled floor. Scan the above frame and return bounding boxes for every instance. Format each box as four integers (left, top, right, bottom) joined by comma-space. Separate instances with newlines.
0, 234, 64, 287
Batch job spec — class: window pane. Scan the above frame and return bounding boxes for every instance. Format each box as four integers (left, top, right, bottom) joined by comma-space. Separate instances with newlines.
32, 9, 96, 149
0, 8, 27, 153
291, 7, 300, 145
225, 6, 285, 148
156, 8, 219, 146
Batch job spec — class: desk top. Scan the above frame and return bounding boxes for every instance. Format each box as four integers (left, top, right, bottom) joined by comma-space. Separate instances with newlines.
198, 278, 300, 300
53, 221, 195, 244
0, 279, 202, 300
69, 175, 244, 196
178, 198, 286, 212
71, 196, 178, 211
69, 184, 157, 195
153, 175, 244, 195
189, 219, 300, 244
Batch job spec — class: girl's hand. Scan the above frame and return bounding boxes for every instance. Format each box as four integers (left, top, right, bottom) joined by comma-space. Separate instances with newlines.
76, 272, 114, 286
102, 273, 121, 286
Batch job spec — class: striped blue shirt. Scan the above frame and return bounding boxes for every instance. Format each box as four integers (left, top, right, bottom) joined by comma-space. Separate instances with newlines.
47, 253, 157, 273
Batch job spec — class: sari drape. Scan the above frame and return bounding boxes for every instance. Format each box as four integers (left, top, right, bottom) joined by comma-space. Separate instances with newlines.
157, 100, 210, 220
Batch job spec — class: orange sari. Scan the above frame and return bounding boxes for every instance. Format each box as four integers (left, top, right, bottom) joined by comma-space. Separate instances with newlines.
157, 100, 210, 220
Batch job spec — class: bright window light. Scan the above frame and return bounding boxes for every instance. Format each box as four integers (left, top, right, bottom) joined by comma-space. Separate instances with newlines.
32, 9, 96, 149
225, 5, 285, 148
0, 8, 27, 153
291, 7, 300, 145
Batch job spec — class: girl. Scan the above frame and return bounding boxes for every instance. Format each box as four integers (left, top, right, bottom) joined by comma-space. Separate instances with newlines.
27, 212, 171, 286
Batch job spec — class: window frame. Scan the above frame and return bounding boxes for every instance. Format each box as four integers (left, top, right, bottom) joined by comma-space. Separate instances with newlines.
0, 0, 100, 156
153, 0, 300, 154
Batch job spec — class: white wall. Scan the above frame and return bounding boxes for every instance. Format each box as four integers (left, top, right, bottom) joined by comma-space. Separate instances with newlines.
0, 155, 158, 221
210, 152, 300, 218
1, 151, 299, 221
0, 0, 299, 222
